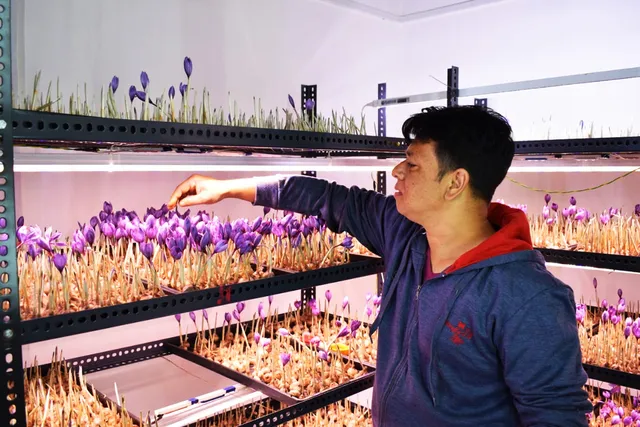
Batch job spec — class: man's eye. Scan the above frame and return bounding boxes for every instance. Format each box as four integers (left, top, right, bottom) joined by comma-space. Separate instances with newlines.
407, 163, 417, 168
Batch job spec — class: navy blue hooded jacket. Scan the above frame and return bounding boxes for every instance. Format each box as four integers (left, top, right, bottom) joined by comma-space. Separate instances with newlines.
254, 175, 592, 426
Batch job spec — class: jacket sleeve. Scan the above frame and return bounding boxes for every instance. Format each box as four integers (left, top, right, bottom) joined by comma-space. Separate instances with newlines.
496, 284, 593, 426
253, 174, 404, 258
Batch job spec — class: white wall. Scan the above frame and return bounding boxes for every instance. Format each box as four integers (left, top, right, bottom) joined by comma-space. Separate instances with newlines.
16, 0, 402, 135
385, 0, 640, 139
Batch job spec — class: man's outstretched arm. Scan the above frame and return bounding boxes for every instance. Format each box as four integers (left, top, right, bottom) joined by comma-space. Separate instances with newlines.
168, 174, 405, 257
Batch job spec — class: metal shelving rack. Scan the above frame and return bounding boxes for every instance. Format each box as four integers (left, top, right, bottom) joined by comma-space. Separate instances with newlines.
4, 0, 640, 423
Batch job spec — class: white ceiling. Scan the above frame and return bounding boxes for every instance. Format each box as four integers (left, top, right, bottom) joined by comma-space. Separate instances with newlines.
316, 0, 507, 22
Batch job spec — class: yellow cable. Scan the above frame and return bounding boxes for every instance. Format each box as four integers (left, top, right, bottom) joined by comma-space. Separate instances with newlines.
504, 166, 640, 194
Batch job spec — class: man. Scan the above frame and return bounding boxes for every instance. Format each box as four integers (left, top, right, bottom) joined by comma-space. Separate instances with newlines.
168, 106, 592, 426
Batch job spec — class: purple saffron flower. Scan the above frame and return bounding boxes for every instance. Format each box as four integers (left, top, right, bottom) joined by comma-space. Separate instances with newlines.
373, 295, 382, 307
318, 350, 328, 361
129, 85, 137, 102
600, 213, 610, 225
551, 202, 558, 212
17, 216, 24, 227
168, 86, 175, 99
342, 296, 349, 310
189, 311, 196, 323
258, 302, 266, 320
212, 240, 227, 254
280, 352, 291, 366
232, 309, 240, 322
287, 94, 296, 110
544, 194, 551, 205
611, 415, 621, 425
335, 319, 342, 327
294, 300, 302, 310
574, 209, 587, 222
593, 278, 597, 289
140, 241, 154, 261
52, 253, 66, 273
202, 309, 208, 321
236, 302, 245, 314
131, 227, 145, 243
140, 71, 149, 90
179, 82, 187, 97
109, 76, 119, 93
325, 290, 332, 303
263, 206, 271, 216
251, 216, 262, 232
636, 204, 640, 217
562, 207, 570, 218
618, 288, 624, 298
278, 328, 290, 336
224, 312, 231, 324
341, 236, 354, 249
569, 196, 576, 206
625, 326, 632, 338
337, 326, 350, 338
184, 56, 193, 78
254, 332, 261, 345
304, 99, 315, 111
350, 320, 362, 332
365, 305, 373, 317
268, 295, 274, 306
175, 313, 181, 323
310, 336, 321, 346
602, 311, 610, 323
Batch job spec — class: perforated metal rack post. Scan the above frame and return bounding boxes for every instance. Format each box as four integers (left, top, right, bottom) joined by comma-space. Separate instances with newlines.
301, 84, 317, 124
447, 66, 459, 107
0, 2, 26, 426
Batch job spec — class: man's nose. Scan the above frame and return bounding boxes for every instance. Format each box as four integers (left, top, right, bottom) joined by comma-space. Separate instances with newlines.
392, 161, 406, 179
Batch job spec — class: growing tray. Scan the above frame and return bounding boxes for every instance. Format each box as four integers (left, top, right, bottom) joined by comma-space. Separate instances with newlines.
20, 253, 385, 343
165, 322, 375, 405
35, 359, 144, 425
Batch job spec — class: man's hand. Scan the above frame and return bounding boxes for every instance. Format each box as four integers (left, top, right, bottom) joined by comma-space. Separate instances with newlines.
167, 174, 258, 209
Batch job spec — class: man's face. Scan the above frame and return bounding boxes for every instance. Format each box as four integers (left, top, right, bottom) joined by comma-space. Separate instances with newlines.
391, 142, 447, 221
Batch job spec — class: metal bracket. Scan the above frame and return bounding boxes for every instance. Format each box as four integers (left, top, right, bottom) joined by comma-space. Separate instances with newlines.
300, 170, 317, 306
377, 83, 386, 137
474, 98, 488, 109
301, 85, 317, 124
447, 66, 459, 107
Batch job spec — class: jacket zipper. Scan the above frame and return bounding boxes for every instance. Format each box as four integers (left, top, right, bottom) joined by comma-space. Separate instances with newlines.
415, 272, 446, 406
378, 294, 421, 423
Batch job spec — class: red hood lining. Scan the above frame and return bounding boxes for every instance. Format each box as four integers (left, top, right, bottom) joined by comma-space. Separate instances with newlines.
444, 202, 533, 274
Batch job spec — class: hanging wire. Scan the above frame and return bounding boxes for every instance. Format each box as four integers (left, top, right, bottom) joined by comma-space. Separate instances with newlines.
504, 166, 640, 194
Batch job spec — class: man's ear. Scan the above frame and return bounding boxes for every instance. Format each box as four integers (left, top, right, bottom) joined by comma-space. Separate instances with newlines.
443, 168, 470, 201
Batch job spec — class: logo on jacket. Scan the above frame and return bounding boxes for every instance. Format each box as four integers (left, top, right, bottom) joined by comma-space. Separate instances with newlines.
445, 321, 473, 345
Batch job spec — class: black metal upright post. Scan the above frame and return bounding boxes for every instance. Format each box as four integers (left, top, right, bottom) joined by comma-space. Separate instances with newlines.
300, 170, 317, 306
447, 66, 459, 107
375, 83, 388, 296
301, 84, 317, 124
474, 98, 488, 109
0, 2, 26, 427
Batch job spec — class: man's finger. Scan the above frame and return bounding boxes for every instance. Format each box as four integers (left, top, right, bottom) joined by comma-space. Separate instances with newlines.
179, 193, 210, 207
168, 179, 195, 209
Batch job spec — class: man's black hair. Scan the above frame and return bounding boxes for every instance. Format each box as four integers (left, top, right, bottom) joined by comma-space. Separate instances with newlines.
401, 105, 514, 203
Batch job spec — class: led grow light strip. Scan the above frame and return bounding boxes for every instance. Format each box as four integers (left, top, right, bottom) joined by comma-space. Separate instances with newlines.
363, 66, 640, 109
